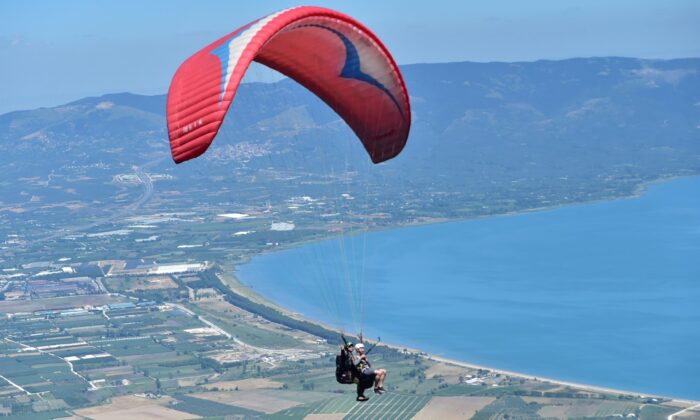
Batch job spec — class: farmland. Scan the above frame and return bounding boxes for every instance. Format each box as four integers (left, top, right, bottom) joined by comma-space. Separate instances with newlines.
0, 251, 695, 419
0, 277, 693, 419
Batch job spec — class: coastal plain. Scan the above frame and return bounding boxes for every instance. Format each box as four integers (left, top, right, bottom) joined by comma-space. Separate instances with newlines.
0, 269, 696, 419
2, 57, 699, 418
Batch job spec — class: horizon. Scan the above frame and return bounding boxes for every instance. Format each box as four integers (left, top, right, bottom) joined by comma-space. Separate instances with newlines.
2, 0, 699, 114
3, 55, 698, 115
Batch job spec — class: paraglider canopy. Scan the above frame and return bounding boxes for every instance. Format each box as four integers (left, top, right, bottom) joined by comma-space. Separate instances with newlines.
167, 6, 411, 164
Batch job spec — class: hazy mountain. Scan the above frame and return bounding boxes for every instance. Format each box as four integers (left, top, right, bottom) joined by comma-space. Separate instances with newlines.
1, 57, 699, 224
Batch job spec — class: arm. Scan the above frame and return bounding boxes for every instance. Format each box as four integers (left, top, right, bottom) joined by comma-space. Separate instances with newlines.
362, 355, 371, 368
366, 337, 381, 355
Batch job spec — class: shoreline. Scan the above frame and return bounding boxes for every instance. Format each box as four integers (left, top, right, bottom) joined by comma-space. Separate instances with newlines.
225, 174, 700, 405
229, 173, 699, 265
422, 354, 699, 406
224, 272, 699, 406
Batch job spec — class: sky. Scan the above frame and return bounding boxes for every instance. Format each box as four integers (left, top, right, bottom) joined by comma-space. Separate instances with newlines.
1, 0, 699, 114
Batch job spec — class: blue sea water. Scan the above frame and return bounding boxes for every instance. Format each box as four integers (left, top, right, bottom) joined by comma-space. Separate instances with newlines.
237, 177, 700, 400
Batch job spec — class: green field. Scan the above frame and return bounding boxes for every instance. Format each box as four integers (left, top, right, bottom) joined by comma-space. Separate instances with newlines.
173, 393, 263, 417
187, 303, 304, 349
0, 274, 692, 419
270, 393, 432, 419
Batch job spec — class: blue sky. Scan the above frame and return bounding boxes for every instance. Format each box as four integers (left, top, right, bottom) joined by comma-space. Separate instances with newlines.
1, 0, 698, 114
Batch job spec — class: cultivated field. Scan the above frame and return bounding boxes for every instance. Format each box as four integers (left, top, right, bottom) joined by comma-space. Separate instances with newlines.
271, 393, 433, 419
524, 396, 642, 418
73, 395, 195, 420
414, 396, 496, 419
203, 377, 284, 390
0, 295, 125, 313
193, 389, 328, 414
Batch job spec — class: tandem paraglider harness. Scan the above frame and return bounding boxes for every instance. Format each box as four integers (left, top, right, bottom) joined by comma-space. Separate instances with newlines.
335, 334, 380, 385
335, 347, 356, 384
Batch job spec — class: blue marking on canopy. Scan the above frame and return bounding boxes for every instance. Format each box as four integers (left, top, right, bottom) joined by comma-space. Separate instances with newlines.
210, 43, 231, 103
211, 20, 258, 103
296, 24, 404, 118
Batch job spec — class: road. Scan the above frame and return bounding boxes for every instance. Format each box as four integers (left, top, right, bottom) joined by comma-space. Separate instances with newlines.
166, 302, 233, 340
669, 403, 700, 420
5, 337, 96, 390
0, 373, 32, 396
35, 160, 159, 243
165, 302, 306, 357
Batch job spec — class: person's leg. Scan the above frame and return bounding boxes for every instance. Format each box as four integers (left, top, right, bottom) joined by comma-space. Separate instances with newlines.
363, 369, 378, 390
377, 369, 387, 388
356, 378, 368, 401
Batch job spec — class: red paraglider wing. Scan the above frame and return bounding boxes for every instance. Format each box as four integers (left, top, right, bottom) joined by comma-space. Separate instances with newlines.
167, 6, 411, 164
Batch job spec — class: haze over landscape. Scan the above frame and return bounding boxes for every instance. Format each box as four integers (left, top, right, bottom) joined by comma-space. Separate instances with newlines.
1, 1, 699, 419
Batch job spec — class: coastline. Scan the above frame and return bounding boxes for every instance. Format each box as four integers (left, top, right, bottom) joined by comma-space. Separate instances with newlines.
223, 272, 699, 406
422, 354, 700, 406
229, 173, 700, 265
224, 174, 700, 405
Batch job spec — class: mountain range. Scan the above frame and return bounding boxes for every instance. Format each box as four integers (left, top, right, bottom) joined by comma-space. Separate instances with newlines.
1, 57, 699, 231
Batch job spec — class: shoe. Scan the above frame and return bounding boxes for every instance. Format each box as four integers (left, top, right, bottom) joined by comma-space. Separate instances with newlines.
374, 387, 385, 394
357, 395, 369, 402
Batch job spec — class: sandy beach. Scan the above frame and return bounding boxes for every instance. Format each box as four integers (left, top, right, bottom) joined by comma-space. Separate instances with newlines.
221, 272, 699, 407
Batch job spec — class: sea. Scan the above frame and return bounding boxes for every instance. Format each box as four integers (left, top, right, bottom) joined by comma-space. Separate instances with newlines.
237, 176, 700, 400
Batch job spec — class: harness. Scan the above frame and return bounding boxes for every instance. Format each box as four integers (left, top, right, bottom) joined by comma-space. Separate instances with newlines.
335, 348, 357, 384
335, 334, 382, 385
357, 356, 371, 372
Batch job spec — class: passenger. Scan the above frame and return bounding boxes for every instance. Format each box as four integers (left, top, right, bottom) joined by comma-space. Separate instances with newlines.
352, 342, 387, 398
